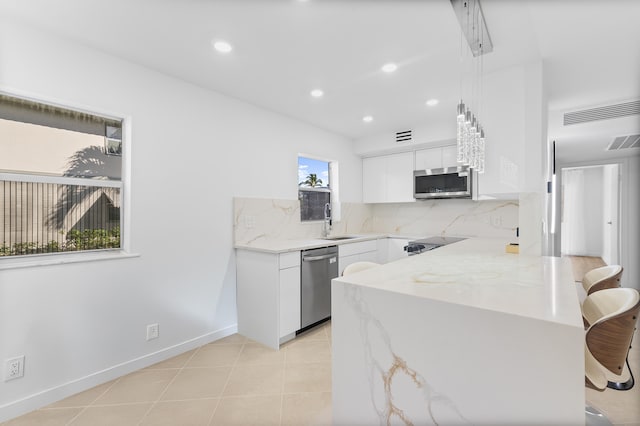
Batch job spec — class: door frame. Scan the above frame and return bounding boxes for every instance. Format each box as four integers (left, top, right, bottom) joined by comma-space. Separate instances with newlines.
554, 159, 622, 264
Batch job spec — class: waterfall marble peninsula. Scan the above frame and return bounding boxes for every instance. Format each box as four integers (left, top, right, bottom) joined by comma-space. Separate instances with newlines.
331, 238, 584, 425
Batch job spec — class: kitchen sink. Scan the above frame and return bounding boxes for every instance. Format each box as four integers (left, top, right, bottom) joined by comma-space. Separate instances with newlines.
322, 235, 359, 240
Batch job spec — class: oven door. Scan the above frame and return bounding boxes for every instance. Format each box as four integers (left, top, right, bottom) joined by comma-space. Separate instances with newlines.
413, 166, 472, 199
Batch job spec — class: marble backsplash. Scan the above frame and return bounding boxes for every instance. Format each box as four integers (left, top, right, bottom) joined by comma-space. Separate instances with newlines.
234, 197, 518, 244
372, 199, 518, 239
233, 197, 373, 244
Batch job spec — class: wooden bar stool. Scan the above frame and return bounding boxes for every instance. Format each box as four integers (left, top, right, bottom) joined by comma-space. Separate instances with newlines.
584, 287, 640, 392
582, 265, 623, 296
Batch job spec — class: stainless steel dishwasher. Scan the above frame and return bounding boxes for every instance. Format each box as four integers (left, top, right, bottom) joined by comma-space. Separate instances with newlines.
300, 245, 338, 329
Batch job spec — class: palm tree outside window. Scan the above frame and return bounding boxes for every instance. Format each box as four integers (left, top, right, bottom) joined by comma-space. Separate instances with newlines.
298, 156, 330, 221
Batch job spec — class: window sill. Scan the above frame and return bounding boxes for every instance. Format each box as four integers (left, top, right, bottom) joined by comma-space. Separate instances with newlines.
0, 250, 140, 271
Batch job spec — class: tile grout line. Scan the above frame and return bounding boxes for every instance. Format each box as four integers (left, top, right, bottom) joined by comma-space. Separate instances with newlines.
64, 375, 123, 425
135, 347, 200, 426
207, 337, 247, 425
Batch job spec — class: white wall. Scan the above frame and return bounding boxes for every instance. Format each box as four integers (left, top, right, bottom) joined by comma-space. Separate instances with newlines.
0, 20, 362, 420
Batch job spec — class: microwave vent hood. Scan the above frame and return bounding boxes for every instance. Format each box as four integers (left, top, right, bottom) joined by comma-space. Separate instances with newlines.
413, 166, 472, 200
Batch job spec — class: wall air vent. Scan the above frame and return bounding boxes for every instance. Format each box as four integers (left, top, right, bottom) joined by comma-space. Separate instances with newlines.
396, 130, 412, 143
563, 100, 640, 126
606, 134, 640, 151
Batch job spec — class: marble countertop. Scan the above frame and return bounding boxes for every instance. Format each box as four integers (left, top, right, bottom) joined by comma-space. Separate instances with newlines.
234, 233, 412, 253
334, 237, 583, 327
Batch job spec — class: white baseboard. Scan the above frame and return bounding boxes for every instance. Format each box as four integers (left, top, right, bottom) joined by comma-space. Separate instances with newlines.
0, 324, 238, 423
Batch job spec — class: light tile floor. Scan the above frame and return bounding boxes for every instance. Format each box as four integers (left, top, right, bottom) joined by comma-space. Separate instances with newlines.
3, 322, 332, 426
5, 315, 639, 425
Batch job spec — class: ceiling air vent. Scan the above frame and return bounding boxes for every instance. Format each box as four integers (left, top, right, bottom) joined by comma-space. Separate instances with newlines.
396, 130, 412, 143
606, 134, 640, 151
563, 100, 640, 126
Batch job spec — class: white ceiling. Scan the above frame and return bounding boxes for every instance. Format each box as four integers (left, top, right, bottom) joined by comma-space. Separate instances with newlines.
2, 0, 639, 163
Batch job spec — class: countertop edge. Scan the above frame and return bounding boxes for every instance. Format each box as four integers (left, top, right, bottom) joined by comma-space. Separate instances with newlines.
234, 233, 391, 253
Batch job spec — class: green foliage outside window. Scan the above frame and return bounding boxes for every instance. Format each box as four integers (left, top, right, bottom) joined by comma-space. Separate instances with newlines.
0, 227, 120, 256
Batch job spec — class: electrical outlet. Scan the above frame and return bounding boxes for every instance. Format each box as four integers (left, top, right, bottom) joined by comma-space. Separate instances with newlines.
146, 323, 159, 341
4, 356, 25, 381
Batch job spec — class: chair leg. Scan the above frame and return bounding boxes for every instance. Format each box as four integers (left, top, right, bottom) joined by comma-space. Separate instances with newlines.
606, 356, 634, 391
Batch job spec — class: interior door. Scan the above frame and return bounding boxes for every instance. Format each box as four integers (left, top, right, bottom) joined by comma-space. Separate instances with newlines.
602, 164, 620, 264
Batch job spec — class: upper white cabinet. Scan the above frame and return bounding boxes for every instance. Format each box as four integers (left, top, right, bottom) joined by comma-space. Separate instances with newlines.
363, 152, 414, 203
414, 145, 458, 170
441, 145, 457, 168
362, 156, 386, 203
474, 63, 543, 199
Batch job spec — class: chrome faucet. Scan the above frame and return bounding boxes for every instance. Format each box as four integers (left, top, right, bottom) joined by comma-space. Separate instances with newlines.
322, 202, 332, 238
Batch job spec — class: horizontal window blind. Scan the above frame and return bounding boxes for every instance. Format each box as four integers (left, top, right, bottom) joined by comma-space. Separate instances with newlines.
0, 94, 121, 136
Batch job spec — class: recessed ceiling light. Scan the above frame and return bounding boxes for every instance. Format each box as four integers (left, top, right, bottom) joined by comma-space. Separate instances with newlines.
310, 89, 324, 98
212, 40, 233, 53
425, 99, 439, 106
381, 63, 398, 73
363, 115, 374, 123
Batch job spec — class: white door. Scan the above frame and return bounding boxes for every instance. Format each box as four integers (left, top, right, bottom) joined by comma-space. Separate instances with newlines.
561, 166, 604, 257
601, 164, 620, 265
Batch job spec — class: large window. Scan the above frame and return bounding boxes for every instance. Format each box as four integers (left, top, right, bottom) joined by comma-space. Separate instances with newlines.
0, 94, 123, 257
298, 156, 330, 221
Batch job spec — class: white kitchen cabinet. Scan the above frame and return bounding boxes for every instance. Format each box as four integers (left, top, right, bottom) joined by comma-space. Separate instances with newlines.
362, 155, 387, 203
385, 238, 411, 262
236, 249, 300, 349
441, 145, 457, 167
414, 145, 458, 170
338, 240, 379, 275
472, 62, 543, 199
279, 266, 300, 338
377, 237, 410, 263
363, 152, 414, 203
278, 252, 301, 339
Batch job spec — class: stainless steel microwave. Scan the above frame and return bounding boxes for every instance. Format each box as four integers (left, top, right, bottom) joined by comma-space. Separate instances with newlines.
413, 166, 472, 199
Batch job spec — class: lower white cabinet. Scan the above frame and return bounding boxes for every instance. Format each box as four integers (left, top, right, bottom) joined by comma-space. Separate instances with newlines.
376, 237, 410, 263
279, 255, 301, 338
236, 249, 300, 349
386, 238, 411, 262
338, 240, 379, 275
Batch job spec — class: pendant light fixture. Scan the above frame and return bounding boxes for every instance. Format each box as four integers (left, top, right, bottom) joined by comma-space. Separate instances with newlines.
452, 0, 492, 174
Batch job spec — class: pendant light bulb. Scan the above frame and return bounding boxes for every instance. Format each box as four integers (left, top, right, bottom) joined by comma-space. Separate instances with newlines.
456, 101, 466, 163
478, 128, 486, 174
